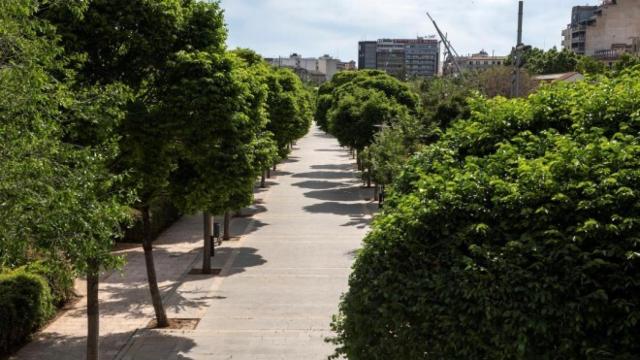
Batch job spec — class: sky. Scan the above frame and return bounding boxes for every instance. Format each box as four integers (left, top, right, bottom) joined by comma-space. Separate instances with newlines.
221, 0, 601, 62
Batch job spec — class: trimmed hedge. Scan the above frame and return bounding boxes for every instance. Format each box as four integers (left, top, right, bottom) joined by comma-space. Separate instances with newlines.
0, 270, 55, 354
122, 201, 181, 243
332, 68, 640, 359
24, 260, 75, 306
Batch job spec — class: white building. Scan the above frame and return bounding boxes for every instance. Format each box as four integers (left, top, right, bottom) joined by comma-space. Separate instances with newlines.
267, 54, 349, 83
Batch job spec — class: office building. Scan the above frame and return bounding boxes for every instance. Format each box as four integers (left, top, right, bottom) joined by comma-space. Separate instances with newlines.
358, 41, 377, 70
358, 37, 440, 79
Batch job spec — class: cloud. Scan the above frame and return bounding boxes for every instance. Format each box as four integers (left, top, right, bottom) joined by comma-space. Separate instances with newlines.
221, 0, 601, 61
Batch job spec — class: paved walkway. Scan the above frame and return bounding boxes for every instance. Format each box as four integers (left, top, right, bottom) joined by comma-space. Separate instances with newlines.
15, 126, 373, 359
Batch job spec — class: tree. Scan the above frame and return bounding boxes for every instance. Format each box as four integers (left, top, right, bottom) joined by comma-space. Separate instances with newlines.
42, 0, 232, 329
331, 67, 640, 359
315, 71, 360, 132
328, 88, 409, 152
576, 55, 607, 75
1, 2, 132, 358
508, 47, 579, 75
365, 113, 424, 189
224, 49, 279, 236
266, 68, 313, 158
475, 66, 538, 98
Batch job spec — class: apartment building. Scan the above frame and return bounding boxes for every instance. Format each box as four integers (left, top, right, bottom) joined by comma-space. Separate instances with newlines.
443, 50, 507, 75
562, 5, 599, 55
562, 0, 640, 62
266, 54, 349, 83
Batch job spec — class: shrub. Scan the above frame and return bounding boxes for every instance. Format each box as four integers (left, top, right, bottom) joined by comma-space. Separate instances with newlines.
24, 260, 75, 306
0, 270, 55, 354
332, 68, 640, 359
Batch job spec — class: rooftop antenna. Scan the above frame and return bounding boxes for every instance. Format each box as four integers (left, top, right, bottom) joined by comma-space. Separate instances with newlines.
427, 12, 464, 78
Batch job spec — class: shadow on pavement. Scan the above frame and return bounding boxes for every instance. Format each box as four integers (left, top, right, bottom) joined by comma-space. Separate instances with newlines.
304, 188, 365, 202
15, 331, 195, 360
292, 171, 355, 180
315, 148, 346, 153
342, 214, 372, 229
117, 331, 198, 360
214, 247, 268, 277
303, 202, 366, 216
310, 164, 354, 171
292, 180, 349, 190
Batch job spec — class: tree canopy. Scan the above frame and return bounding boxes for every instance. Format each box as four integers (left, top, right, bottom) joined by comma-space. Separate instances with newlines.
331, 66, 640, 359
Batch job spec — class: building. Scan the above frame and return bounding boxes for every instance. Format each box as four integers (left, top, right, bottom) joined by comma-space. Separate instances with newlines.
266, 54, 352, 83
376, 39, 407, 78
338, 60, 357, 71
358, 37, 440, 79
562, 0, 640, 63
317, 55, 340, 81
562, 5, 599, 55
443, 50, 507, 75
585, 0, 640, 63
358, 41, 377, 70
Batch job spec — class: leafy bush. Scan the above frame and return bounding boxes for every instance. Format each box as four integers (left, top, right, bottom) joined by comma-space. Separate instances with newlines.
24, 260, 75, 307
0, 270, 55, 354
122, 201, 181, 244
332, 68, 640, 359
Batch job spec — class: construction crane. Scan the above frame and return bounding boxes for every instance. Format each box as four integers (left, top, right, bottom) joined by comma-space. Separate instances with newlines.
427, 12, 464, 78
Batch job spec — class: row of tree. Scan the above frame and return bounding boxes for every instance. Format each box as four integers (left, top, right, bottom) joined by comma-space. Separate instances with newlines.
1, 0, 312, 358
323, 60, 640, 357
506, 46, 640, 76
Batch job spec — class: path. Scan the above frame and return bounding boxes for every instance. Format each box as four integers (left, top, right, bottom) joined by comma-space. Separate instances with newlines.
15, 126, 373, 359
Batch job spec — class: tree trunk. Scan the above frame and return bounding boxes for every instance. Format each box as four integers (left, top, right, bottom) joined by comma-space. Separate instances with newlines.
223, 211, 231, 240
86, 259, 100, 360
367, 169, 372, 188
356, 152, 362, 171
202, 213, 212, 273
374, 183, 379, 201
142, 206, 168, 328
267, 168, 271, 179
273, 164, 277, 171
260, 171, 266, 188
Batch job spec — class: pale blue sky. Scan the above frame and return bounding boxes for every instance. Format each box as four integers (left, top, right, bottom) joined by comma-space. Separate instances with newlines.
221, 0, 601, 62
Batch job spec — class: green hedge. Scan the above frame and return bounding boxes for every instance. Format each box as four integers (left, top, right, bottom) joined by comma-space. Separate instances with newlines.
332, 68, 640, 359
24, 260, 75, 306
0, 270, 55, 354
122, 201, 181, 243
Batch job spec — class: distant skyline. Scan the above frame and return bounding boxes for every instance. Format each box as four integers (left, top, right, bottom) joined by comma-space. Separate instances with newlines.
222, 0, 601, 61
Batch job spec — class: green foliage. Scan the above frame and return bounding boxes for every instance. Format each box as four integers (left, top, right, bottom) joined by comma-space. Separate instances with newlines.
364, 114, 425, 186
329, 88, 409, 151
416, 76, 472, 130
266, 67, 313, 157
0, 0, 131, 274
332, 68, 640, 359
23, 260, 75, 306
0, 270, 55, 354
322, 70, 419, 151
507, 47, 579, 75
577, 55, 607, 75
315, 71, 359, 131
613, 53, 640, 74
161, 50, 246, 215
43, 0, 186, 87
